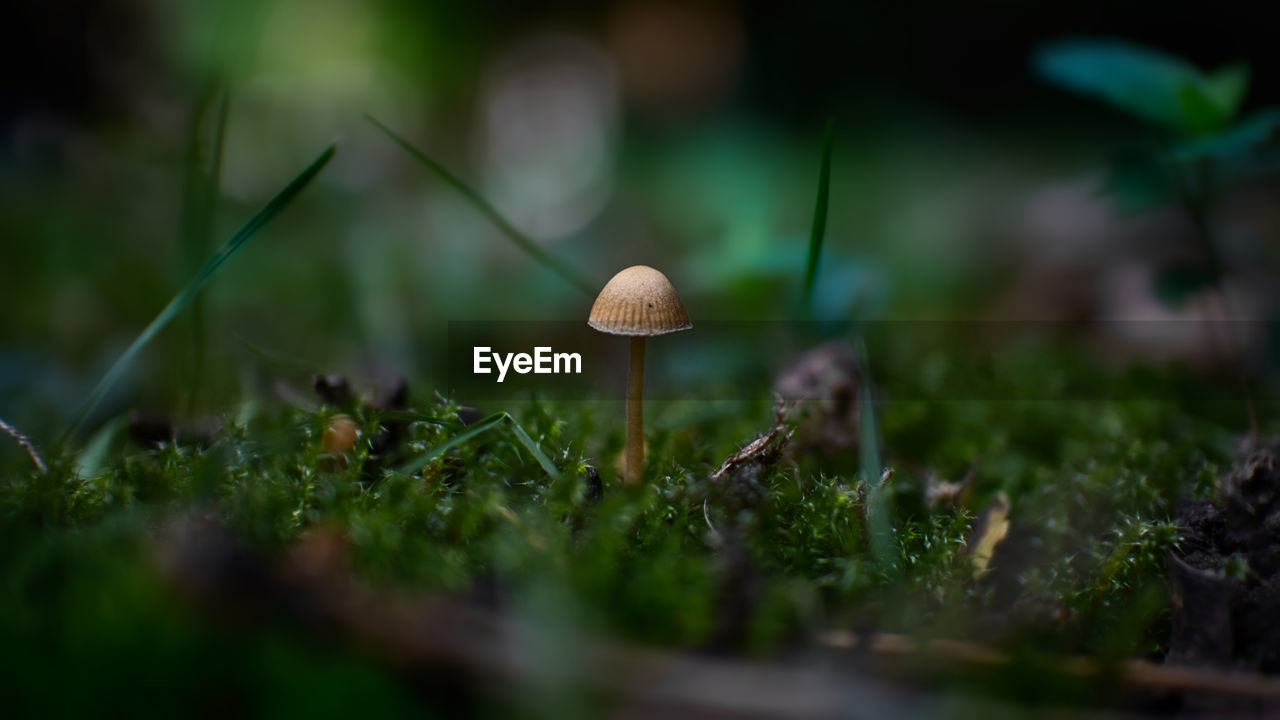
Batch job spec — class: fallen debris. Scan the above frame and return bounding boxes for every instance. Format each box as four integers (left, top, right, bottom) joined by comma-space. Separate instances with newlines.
775, 341, 861, 454
710, 398, 793, 482
0, 415, 47, 474
925, 464, 976, 510
967, 491, 1011, 576
1171, 437, 1280, 672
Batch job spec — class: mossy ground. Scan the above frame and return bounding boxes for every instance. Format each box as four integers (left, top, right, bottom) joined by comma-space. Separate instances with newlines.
2, 334, 1269, 714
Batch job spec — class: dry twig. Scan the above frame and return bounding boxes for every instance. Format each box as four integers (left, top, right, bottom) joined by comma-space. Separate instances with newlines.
817, 630, 1280, 700
1, 415, 47, 474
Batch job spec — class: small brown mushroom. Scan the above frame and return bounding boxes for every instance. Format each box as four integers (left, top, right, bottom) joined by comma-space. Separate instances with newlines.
588, 265, 691, 484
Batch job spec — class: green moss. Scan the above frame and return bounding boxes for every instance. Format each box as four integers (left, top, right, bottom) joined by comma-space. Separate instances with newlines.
0, 341, 1270, 710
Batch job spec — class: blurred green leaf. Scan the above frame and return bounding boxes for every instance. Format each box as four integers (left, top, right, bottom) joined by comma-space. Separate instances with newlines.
1171, 108, 1280, 161
1036, 39, 1198, 128
1202, 64, 1250, 120
1177, 82, 1231, 136
1035, 39, 1248, 135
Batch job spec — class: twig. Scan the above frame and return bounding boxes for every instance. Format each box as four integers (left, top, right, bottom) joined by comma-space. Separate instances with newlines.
0, 416, 48, 474
709, 398, 793, 482
703, 498, 722, 545
817, 630, 1280, 699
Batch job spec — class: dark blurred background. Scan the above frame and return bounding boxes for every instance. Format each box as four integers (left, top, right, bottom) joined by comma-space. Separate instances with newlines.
9, 1, 1280, 129
3, 0, 1279, 431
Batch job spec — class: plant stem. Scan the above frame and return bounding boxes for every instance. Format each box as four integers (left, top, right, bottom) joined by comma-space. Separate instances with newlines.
1184, 157, 1221, 281
625, 337, 645, 484
1, 416, 47, 475
1179, 157, 1258, 435
180, 87, 228, 418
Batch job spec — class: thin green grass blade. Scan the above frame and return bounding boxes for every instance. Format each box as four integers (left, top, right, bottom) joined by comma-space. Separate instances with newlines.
376, 410, 454, 425
364, 114, 596, 297
395, 411, 560, 479
64, 144, 337, 442
396, 412, 508, 476
857, 338, 895, 572
506, 414, 562, 479
802, 120, 834, 315
75, 416, 128, 477
235, 334, 327, 376
180, 88, 230, 416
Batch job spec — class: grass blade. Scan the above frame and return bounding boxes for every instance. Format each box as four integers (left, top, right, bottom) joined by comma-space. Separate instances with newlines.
180, 88, 230, 416
857, 338, 895, 572
505, 414, 562, 479
64, 144, 337, 441
365, 114, 596, 297
396, 411, 560, 480
397, 412, 507, 476
376, 410, 454, 425
802, 120, 834, 315
75, 416, 127, 478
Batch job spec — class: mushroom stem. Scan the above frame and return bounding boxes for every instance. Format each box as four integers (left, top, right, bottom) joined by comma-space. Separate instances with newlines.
625, 336, 646, 484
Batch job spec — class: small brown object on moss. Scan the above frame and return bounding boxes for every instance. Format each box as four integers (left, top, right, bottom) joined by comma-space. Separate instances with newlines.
322, 414, 361, 458
588, 265, 691, 484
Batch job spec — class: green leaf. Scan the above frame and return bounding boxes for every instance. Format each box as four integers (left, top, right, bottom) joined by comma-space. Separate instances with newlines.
1035, 39, 1248, 135
1177, 82, 1230, 136
802, 120, 833, 315
64, 144, 337, 441
1036, 39, 1198, 128
1202, 64, 1250, 121
1171, 107, 1280, 161
395, 412, 560, 480
365, 114, 596, 297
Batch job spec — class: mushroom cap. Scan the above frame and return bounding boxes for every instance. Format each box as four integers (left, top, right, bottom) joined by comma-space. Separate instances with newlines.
588, 265, 692, 336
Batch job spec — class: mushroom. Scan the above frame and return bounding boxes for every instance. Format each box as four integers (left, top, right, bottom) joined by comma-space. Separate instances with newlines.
588, 265, 692, 484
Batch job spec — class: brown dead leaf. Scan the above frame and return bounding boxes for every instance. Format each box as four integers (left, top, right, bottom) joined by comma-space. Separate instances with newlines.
967, 491, 1010, 577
